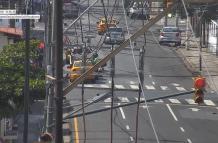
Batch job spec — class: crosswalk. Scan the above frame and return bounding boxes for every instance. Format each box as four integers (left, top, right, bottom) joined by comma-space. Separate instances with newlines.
102, 97, 218, 106
77, 83, 192, 92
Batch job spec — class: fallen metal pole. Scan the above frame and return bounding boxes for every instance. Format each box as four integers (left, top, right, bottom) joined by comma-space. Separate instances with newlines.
65, 90, 195, 119
63, 2, 178, 96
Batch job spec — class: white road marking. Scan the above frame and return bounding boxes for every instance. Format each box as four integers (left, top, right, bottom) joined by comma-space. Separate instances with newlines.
126, 125, 130, 130
166, 104, 178, 121
83, 84, 94, 88
118, 97, 129, 102
154, 99, 164, 103
172, 83, 180, 86
176, 87, 187, 91
185, 99, 197, 105
115, 84, 125, 89
149, 75, 152, 78
189, 108, 200, 112
160, 86, 169, 90
108, 80, 111, 84
145, 85, 155, 90
141, 105, 149, 109
204, 100, 216, 106
104, 98, 111, 103
187, 138, 192, 143
169, 99, 181, 104
130, 81, 137, 84
130, 84, 139, 89
104, 105, 111, 108
130, 136, 134, 141
99, 84, 110, 88
180, 127, 185, 132
191, 88, 195, 90
119, 107, 126, 119
135, 97, 145, 102
152, 81, 156, 85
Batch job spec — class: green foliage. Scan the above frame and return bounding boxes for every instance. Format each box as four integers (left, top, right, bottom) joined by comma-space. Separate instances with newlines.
0, 40, 45, 118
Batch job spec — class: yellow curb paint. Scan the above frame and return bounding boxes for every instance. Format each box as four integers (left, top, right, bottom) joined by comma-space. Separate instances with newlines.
74, 117, 79, 143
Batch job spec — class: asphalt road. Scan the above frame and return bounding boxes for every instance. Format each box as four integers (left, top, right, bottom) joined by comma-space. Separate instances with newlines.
63, 0, 218, 143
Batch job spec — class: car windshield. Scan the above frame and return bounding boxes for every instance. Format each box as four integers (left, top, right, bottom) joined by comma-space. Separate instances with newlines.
108, 28, 122, 33
163, 27, 179, 32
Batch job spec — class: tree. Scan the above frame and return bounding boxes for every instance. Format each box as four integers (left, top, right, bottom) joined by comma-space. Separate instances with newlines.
0, 40, 45, 118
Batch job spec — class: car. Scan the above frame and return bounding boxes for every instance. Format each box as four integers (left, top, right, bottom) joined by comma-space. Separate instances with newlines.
104, 27, 125, 45
96, 17, 119, 35
127, 1, 150, 20
68, 60, 96, 83
159, 26, 182, 46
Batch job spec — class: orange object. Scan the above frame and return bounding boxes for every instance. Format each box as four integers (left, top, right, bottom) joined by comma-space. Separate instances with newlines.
96, 17, 118, 35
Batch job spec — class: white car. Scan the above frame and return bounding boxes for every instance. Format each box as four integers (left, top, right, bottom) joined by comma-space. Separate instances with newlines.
127, 1, 150, 20
104, 27, 125, 45
159, 26, 182, 46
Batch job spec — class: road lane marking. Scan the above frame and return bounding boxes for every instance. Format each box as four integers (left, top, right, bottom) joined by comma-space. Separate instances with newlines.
145, 85, 155, 90
154, 99, 163, 103
204, 100, 216, 106
187, 138, 192, 143
166, 104, 178, 121
126, 125, 130, 130
99, 84, 110, 88
118, 97, 129, 102
130, 81, 136, 84
180, 127, 185, 132
169, 99, 181, 104
118, 103, 126, 119
74, 117, 80, 143
108, 80, 111, 84
152, 81, 156, 85
149, 75, 152, 78
185, 99, 197, 105
172, 83, 180, 86
115, 84, 125, 89
176, 87, 187, 91
130, 136, 134, 141
104, 98, 111, 103
130, 85, 139, 89
135, 97, 145, 102
160, 86, 169, 90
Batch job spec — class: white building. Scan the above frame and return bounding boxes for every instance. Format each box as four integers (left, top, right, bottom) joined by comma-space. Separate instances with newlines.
208, 20, 218, 54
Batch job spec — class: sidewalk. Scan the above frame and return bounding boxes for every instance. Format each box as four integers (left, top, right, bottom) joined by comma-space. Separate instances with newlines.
176, 38, 218, 93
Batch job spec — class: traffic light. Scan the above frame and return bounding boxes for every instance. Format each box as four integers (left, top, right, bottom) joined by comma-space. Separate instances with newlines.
193, 76, 206, 104
40, 132, 53, 142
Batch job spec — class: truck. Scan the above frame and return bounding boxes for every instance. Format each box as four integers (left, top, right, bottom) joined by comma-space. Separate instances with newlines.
96, 17, 119, 35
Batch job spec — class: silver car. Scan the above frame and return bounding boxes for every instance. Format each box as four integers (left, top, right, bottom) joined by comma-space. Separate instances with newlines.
159, 26, 182, 46
104, 27, 125, 45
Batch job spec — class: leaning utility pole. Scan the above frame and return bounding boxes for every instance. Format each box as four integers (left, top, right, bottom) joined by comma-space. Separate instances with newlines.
110, 44, 115, 143
54, 0, 63, 142
23, 2, 30, 143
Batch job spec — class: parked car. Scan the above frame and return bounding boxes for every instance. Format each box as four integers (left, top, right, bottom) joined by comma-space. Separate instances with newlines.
104, 27, 125, 45
159, 26, 182, 46
96, 17, 119, 35
127, 1, 150, 20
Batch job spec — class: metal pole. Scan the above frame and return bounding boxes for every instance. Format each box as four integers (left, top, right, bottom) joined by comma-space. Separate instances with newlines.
186, 15, 189, 50
54, 0, 63, 142
23, 15, 30, 143
110, 44, 115, 143
46, 0, 53, 133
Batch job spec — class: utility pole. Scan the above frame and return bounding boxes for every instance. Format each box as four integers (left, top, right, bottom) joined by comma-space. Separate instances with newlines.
135, 16, 145, 143
110, 44, 115, 143
54, 0, 63, 142
23, 3, 30, 143
45, 0, 54, 133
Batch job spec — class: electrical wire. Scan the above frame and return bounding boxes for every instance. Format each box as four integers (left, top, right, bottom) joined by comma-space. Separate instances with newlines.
180, 0, 218, 95
121, 0, 160, 143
